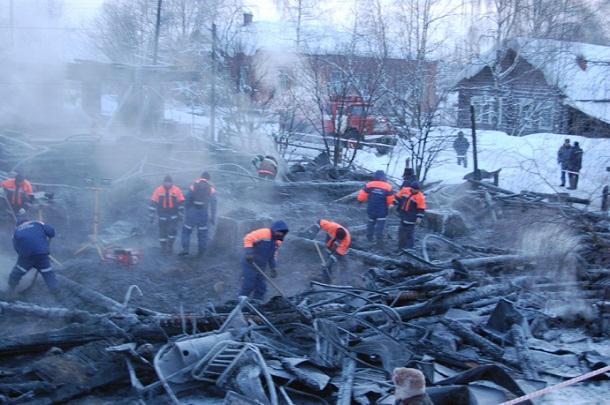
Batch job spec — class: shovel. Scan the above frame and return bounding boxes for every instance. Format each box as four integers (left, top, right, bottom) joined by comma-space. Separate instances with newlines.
313, 241, 332, 283
251, 262, 312, 322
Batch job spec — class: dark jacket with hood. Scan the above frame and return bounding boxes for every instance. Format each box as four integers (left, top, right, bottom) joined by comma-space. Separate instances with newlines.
357, 171, 394, 218
557, 144, 572, 169
568, 144, 583, 172
453, 134, 470, 155
243, 220, 289, 269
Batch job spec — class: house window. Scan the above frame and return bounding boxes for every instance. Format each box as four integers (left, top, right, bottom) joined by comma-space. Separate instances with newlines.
519, 98, 535, 128
535, 101, 554, 130
278, 71, 291, 92
518, 98, 554, 130
471, 95, 496, 125
330, 69, 343, 93
353, 73, 370, 95
239, 64, 250, 90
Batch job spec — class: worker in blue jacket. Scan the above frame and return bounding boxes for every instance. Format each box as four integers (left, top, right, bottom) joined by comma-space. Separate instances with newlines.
8, 209, 58, 294
357, 170, 394, 245
239, 220, 289, 301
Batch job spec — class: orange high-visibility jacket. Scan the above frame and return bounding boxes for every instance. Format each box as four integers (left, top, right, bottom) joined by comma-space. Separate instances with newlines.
320, 219, 351, 256
244, 228, 283, 268
357, 180, 394, 217
395, 187, 426, 223
150, 185, 185, 216
1, 178, 33, 207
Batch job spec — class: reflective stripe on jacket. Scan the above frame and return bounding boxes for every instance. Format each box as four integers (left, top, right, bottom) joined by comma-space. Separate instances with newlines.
150, 185, 185, 216
357, 180, 394, 217
2, 178, 33, 206
395, 187, 427, 223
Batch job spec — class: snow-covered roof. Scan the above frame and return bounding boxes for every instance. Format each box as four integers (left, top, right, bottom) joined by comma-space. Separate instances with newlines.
457, 38, 610, 124
237, 20, 399, 58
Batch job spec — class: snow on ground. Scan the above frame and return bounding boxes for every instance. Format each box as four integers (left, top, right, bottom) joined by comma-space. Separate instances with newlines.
353, 128, 610, 208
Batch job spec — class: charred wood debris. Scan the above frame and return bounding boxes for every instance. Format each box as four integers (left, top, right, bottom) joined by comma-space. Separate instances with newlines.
1, 173, 610, 404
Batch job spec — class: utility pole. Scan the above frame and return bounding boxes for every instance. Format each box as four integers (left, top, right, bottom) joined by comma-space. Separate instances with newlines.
9, 0, 14, 50
210, 23, 217, 142
470, 105, 480, 181
152, 0, 163, 64
296, 0, 302, 48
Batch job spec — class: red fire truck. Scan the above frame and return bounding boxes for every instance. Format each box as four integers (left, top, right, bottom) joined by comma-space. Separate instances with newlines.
323, 96, 395, 145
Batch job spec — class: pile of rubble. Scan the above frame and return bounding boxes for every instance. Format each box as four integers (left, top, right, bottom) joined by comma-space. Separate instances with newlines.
0, 161, 609, 404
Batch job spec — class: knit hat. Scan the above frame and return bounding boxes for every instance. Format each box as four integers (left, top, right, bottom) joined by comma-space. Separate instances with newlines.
393, 367, 426, 401
163, 175, 173, 183
201, 171, 211, 180
374, 170, 386, 180
335, 227, 347, 241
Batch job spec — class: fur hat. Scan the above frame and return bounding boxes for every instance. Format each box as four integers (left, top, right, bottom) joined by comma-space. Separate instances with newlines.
393, 367, 426, 400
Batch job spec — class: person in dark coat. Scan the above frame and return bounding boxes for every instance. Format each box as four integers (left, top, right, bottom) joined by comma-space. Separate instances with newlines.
567, 141, 583, 190
239, 220, 289, 301
8, 210, 58, 294
557, 138, 571, 187
401, 167, 418, 188
180, 172, 217, 257
392, 367, 434, 405
357, 170, 394, 246
395, 181, 426, 250
453, 131, 470, 168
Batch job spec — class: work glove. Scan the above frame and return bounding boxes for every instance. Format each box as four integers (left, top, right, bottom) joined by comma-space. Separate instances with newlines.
269, 267, 278, 278
415, 217, 423, 225
328, 252, 338, 264
246, 254, 255, 265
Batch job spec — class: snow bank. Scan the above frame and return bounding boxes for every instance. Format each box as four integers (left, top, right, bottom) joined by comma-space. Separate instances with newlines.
353, 128, 610, 207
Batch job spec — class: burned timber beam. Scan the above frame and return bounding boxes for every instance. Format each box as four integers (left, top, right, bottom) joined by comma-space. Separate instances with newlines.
441, 317, 505, 361
57, 275, 136, 319
292, 237, 442, 275
0, 300, 103, 324
0, 323, 122, 355
521, 190, 590, 205
450, 254, 534, 270
356, 284, 515, 321
510, 324, 540, 380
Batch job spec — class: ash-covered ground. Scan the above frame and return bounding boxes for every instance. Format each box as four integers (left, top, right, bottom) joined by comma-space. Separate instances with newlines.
0, 136, 608, 404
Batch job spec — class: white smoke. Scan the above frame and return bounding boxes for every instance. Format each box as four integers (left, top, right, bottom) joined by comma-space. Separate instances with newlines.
518, 223, 594, 320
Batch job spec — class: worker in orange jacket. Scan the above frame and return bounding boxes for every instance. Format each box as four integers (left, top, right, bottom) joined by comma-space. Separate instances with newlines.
149, 175, 185, 254
395, 181, 426, 250
314, 219, 351, 283
2, 173, 34, 213
357, 170, 394, 246
239, 220, 289, 301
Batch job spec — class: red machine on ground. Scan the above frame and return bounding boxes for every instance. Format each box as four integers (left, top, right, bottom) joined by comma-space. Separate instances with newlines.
323, 96, 395, 144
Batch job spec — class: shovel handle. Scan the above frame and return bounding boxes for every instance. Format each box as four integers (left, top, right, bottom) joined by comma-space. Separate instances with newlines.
313, 241, 327, 266
251, 262, 286, 297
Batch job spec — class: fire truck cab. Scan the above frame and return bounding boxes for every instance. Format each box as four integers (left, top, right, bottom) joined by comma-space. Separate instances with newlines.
323, 96, 395, 143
